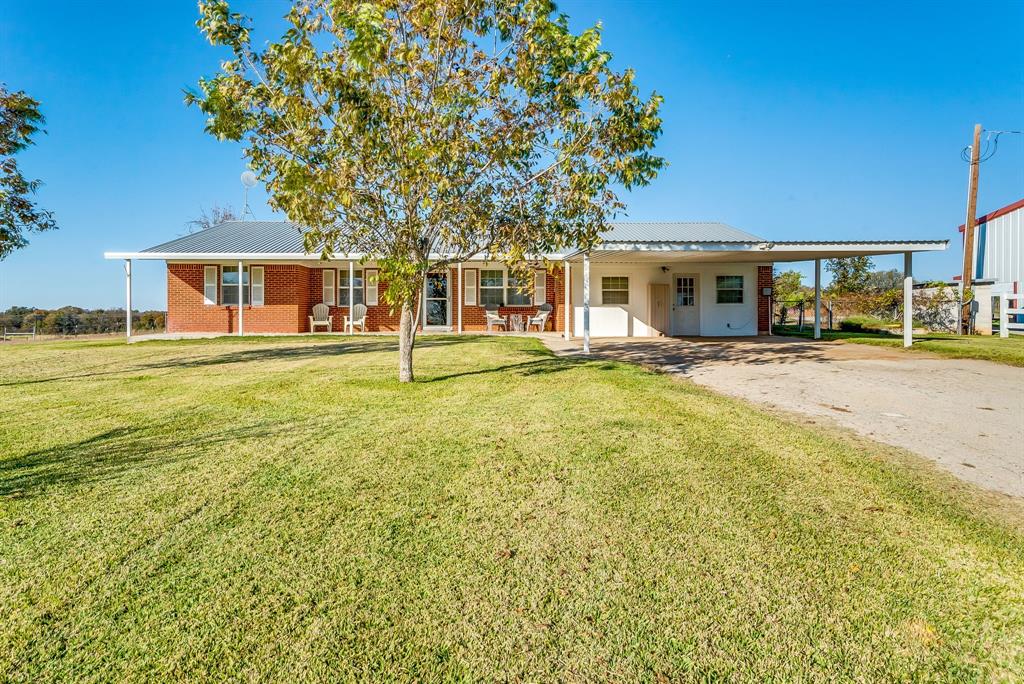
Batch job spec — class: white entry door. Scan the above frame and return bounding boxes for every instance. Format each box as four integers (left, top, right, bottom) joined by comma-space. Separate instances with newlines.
671, 274, 700, 336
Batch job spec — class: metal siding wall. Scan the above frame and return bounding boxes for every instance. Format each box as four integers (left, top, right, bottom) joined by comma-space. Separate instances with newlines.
974, 205, 1023, 287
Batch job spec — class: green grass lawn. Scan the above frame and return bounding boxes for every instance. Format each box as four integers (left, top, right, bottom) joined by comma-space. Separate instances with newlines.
775, 324, 1024, 367
2, 336, 1023, 681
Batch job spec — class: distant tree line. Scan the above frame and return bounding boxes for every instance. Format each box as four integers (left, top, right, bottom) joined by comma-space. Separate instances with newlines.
1, 306, 165, 335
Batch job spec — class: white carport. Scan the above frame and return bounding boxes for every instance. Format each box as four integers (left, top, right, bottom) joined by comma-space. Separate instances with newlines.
562, 239, 948, 352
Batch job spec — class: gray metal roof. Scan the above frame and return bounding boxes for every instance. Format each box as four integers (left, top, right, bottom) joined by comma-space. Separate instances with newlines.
140, 220, 763, 254
601, 221, 762, 243
142, 221, 309, 254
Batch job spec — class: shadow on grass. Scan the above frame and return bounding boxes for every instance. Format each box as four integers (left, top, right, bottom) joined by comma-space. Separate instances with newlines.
0, 336, 480, 388
0, 419, 291, 499
422, 354, 595, 382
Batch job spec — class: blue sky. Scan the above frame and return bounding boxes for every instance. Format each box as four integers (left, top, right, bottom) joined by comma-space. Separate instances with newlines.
1, 0, 1021, 311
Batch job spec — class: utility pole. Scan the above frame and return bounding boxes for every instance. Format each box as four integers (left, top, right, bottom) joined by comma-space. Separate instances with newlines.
960, 123, 982, 334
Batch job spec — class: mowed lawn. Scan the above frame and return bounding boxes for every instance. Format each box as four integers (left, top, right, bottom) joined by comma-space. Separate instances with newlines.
1, 336, 1023, 681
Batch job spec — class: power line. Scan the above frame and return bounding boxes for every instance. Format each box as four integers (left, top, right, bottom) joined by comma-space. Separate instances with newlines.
961, 129, 1024, 164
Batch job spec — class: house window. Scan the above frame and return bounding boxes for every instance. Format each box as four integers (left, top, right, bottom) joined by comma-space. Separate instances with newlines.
716, 275, 744, 304
339, 269, 364, 306
601, 276, 629, 305
506, 272, 532, 306
221, 266, 250, 305
480, 269, 503, 306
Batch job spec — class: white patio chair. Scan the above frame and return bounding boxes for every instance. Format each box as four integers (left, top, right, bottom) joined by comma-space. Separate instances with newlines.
345, 303, 368, 333
527, 303, 553, 332
484, 304, 507, 333
309, 303, 333, 333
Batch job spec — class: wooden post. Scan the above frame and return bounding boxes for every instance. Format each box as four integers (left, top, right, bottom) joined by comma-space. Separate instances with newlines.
961, 123, 982, 333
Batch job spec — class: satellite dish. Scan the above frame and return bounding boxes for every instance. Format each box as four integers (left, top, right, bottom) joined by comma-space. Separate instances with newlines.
240, 171, 257, 188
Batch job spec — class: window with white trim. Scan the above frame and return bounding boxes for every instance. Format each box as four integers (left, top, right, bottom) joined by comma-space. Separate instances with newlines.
601, 276, 629, 305
322, 269, 335, 305
203, 266, 217, 305
716, 275, 744, 304
251, 266, 264, 306
365, 269, 379, 306
339, 269, 364, 306
480, 269, 503, 306
221, 266, 250, 305
506, 272, 531, 305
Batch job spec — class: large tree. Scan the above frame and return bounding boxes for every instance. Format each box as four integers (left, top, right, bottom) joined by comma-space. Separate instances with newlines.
187, 0, 664, 381
0, 85, 57, 259
825, 256, 873, 295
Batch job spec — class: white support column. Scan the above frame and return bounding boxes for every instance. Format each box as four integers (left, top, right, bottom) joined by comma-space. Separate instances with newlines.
457, 261, 463, 334
348, 260, 355, 334
124, 259, 132, 342
999, 292, 1009, 338
813, 258, 821, 340
582, 252, 591, 353
903, 251, 913, 347
237, 259, 244, 336
563, 259, 571, 340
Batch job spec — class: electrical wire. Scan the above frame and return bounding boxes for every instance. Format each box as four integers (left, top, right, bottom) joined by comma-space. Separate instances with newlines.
961, 129, 1024, 164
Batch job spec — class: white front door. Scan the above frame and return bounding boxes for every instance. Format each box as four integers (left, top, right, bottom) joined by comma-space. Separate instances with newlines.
671, 274, 700, 336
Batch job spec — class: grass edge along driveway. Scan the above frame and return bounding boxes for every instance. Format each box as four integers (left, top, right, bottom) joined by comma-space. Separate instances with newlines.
775, 324, 1024, 367
1, 335, 1022, 681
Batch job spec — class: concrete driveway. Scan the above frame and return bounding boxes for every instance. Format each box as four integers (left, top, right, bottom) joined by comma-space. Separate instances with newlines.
547, 336, 1024, 498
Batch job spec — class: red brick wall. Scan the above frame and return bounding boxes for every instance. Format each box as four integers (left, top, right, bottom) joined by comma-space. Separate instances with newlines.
757, 265, 772, 335
167, 263, 312, 334
167, 262, 571, 334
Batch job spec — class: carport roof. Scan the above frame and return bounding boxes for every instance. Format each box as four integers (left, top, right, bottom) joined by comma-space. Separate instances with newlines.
104, 220, 947, 261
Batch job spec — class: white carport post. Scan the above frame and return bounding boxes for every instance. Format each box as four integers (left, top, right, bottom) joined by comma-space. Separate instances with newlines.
563, 258, 571, 340
124, 259, 132, 341
903, 252, 913, 347
582, 252, 591, 353
457, 261, 463, 334
348, 260, 355, 334
813, 258, 821, 339
237, 260, 244, 336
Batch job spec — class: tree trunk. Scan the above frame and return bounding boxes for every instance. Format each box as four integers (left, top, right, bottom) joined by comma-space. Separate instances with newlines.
398, 298, 416, 383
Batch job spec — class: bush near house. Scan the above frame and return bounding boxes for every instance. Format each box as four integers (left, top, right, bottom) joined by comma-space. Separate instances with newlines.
2, 336, 1023, 680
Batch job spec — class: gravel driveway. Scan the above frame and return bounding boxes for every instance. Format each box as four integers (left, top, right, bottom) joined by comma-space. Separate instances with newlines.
548, 336, 1024, 498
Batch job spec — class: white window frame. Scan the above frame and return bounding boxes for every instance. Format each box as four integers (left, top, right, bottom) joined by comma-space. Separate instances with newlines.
250, 266, 264, 306
479, 268, 504, 306
715, 274, 745, 305
601, 276, 629, 305
365, 268, 379, 306
220, 265, 250, 306
322, 268, 336, 306
463, 269, 477, 306
533, 270, 547, 305
339, 268, 364, 306
203, 265, 217, 305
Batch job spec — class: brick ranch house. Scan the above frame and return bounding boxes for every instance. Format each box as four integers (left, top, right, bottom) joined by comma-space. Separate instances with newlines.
106, 221, 947, 348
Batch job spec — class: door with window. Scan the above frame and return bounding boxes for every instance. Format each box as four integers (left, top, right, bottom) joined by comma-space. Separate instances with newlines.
671, 274, 700, 336
425, 272, 449, 327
